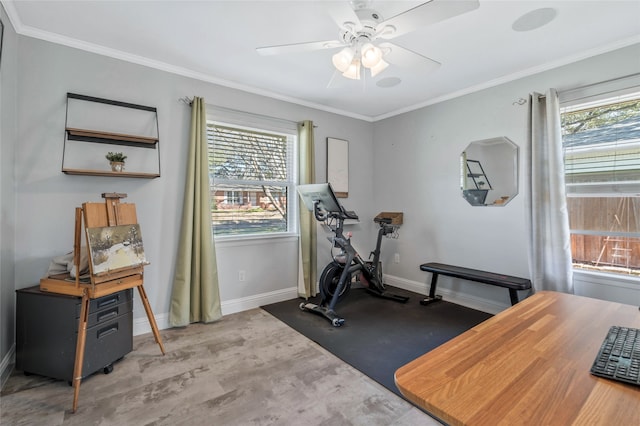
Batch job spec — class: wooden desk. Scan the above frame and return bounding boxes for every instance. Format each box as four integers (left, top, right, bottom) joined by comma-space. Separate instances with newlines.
395, 291, 640, 425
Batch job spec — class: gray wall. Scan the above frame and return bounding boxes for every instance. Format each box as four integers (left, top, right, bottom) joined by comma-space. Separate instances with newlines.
2, 15, 639, 382
374, 43, 640, 311
10, 36, 376, 336
0, 4, 18, 386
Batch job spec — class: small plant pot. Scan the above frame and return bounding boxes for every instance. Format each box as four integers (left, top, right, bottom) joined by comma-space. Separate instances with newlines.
110, 161, 125, 172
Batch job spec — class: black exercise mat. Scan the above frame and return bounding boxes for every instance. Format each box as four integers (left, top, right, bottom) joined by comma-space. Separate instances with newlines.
261, 286, 493, 397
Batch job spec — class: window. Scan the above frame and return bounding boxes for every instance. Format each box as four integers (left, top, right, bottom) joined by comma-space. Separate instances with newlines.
561, 92, 640, 276
207, 121, 297, 237
223, 191, 242, 205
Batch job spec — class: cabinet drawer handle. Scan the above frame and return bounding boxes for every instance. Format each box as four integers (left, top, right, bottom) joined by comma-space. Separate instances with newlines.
97, 308, 119, 323
97, 324, 119, 339
97, 296, 119, 309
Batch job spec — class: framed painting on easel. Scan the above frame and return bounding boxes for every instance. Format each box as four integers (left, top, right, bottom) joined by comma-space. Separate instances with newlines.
327, 137, 349, 198
86, 224, 148, 275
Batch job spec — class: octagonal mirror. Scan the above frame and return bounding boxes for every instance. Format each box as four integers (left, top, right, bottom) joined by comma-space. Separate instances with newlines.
460, 137, 519, 206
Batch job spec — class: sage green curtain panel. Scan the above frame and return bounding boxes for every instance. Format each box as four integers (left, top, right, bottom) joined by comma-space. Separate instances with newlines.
169, 97, 222, 326
298, 120, 317, 298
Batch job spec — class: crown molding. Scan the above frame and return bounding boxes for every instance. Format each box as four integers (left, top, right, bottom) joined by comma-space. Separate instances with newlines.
374, 36, 640, 121
4, 0, 638, 123
4, 1, 372, 123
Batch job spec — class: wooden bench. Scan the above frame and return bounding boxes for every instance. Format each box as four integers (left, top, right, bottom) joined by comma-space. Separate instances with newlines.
419, 262, 532, 306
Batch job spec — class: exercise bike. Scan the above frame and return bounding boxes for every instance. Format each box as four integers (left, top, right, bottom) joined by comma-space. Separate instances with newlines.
298, 183, 409, 327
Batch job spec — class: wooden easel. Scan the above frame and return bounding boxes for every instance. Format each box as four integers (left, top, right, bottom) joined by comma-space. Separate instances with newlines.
40, 193, 165, 412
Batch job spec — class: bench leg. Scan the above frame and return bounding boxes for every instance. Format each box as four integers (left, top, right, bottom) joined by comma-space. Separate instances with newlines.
420, 273, 443, 306
509, 289, 519, 305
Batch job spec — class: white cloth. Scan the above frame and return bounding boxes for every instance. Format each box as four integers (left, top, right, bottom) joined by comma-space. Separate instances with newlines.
46, 247, 89, 279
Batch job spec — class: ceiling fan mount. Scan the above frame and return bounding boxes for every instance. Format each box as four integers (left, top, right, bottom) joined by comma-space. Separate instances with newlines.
337, 8, 395, 46
256, 0, 480, 81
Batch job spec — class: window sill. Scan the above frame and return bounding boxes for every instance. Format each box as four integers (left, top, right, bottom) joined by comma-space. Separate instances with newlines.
214, 233, 297, 248
573, 269, 639, 289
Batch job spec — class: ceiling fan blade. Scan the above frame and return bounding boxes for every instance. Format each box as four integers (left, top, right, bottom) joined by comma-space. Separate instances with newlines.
327, 2, 361, 30
327, 68, 351, 89
379, 42, 440, 73
376, 0, 480, 39
256, 40, 344, 56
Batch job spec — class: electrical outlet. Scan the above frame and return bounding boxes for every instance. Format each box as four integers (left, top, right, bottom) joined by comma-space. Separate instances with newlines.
239, 270, 246, 282
394, 253, 400, 264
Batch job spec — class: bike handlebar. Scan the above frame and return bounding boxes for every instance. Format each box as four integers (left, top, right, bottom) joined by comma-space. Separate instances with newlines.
313, 201, 359, 222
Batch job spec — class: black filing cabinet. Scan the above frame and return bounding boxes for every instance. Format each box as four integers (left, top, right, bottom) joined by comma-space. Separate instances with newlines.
16, 285, 133, 382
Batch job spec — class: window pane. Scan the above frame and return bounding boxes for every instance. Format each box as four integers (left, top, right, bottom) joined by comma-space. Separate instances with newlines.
207, 120, 295, 237
209, 125, 289, 182
570, 234, 640, 275
562, 93, 640, 276
567, 197, 640, 234
563, 98, 640, 194
211, 184, 289, 236
568, 197, 640, 275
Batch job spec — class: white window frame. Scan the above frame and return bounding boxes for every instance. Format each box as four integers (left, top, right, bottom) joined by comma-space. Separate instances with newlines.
560, 83, 640, 281
207, 106, 298, 240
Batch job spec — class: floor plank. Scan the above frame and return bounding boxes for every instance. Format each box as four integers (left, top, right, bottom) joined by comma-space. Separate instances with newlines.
1, 308, 440, 425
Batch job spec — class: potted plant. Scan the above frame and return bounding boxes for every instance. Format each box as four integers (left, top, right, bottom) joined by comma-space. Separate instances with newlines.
106, 152, 127, 172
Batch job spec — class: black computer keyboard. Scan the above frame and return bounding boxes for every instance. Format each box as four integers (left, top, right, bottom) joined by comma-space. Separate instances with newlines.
590, 326, 640, 386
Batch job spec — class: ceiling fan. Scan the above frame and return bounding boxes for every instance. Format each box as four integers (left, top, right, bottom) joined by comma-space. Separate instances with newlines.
256, 0, 480, 81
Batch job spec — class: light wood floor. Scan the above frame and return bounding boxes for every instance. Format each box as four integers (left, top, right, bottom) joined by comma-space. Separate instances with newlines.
1, 308, 439, 425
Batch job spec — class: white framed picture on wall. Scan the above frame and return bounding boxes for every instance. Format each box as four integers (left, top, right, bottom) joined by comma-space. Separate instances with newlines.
327, 137, 349, 198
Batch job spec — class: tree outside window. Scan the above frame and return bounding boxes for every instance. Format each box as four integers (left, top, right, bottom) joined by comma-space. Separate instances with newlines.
208, 123, 295, 237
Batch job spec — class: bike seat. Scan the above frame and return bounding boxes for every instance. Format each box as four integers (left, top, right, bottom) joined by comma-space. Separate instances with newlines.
374, 217, 392, 224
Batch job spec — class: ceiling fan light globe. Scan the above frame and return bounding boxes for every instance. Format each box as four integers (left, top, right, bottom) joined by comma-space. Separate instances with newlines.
342, 59, 361, 80
370, 59, 389, 77
361, 43, 383, 68
332, 47, 355, 72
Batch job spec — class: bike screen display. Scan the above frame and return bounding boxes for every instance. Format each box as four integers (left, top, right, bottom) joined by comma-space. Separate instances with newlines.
297, 183, 342, 213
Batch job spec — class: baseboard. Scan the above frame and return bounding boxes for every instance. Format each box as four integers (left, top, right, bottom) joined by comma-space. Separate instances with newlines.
132, 286, 298, 336
133, 312, 170, 336
131, 278, 509, 337
0, 343, 15, 390
383, 274, 509, 315
221, 287, 299, 316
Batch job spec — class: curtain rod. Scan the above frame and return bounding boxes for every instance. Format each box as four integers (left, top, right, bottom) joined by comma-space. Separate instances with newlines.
180, 96, 317, 128
514, 72, 640, 105
208, 104, 299, 128
559, 72, 640, 97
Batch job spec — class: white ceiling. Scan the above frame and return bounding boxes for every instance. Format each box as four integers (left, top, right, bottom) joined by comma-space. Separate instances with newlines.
4, 1, 640, 121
